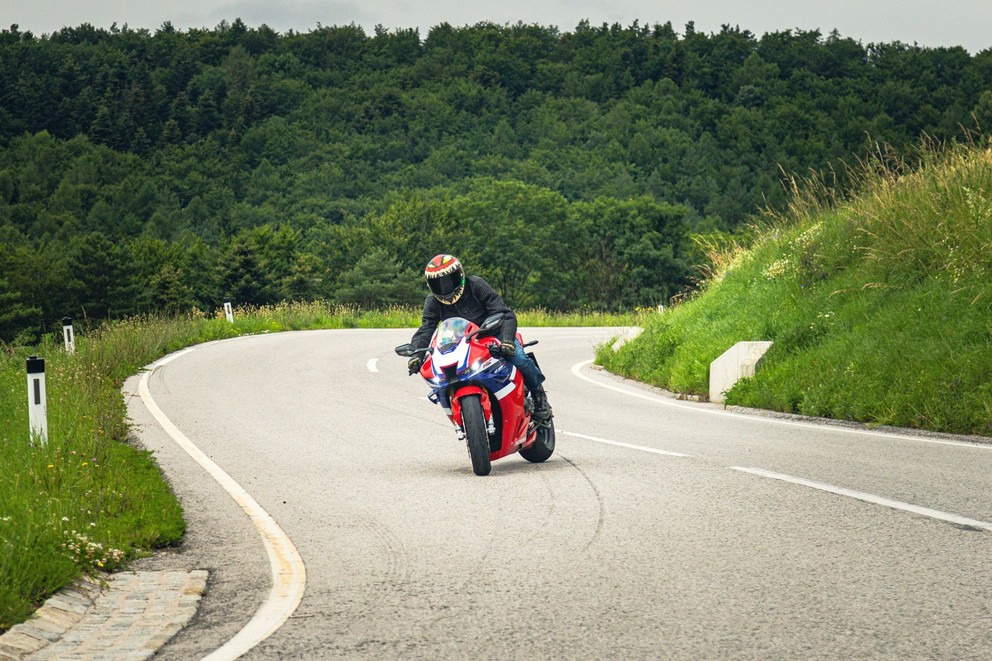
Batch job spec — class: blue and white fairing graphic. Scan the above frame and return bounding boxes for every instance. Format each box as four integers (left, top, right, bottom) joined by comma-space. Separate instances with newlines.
425, 317, 516, 412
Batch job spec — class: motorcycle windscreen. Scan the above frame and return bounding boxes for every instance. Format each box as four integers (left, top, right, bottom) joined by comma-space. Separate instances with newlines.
433, 317, 474, 353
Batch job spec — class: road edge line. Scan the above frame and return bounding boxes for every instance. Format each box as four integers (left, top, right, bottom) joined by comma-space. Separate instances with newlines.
138, 351, 307, 661
570, 360, 991, 450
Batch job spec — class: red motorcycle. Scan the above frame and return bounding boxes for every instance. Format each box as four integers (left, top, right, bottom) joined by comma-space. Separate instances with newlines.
395, 313, 555, 476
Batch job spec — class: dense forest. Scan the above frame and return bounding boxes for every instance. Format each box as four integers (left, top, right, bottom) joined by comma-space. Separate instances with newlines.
1, 19, 991, 342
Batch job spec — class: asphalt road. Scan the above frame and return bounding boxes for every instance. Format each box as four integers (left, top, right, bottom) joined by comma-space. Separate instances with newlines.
124, 327, 992, 660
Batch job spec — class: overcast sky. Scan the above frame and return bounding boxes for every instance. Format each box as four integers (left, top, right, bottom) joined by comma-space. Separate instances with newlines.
2, 0, 990, 54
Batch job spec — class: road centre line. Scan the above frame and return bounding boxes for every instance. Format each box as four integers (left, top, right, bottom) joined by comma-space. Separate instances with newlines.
559, 430, 691, 457
560, 427, 991, 531
567, 360, 991, 533
571, 360, 991, 450
138, 350, 307, 661
731, 466, 992, 532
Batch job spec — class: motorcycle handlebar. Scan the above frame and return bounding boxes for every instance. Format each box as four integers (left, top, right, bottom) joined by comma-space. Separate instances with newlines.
487, 339, 539, 358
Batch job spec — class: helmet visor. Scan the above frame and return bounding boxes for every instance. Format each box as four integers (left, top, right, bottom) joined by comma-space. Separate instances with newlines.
428, 271, 464, 301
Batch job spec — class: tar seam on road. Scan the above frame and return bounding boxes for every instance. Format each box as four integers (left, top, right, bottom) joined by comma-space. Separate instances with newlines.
139, 348, 307, 660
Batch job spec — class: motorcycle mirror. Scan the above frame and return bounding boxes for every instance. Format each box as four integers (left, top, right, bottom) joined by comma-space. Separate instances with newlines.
394, 343, 416, 357
476, 312, 506, 337
480, 312, 505, 329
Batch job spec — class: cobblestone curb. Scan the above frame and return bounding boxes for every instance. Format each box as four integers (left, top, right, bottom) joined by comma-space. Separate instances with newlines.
0, 570, 208, 661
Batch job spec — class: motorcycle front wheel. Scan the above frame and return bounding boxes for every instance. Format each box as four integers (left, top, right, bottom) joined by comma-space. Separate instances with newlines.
460, 394, 492, 476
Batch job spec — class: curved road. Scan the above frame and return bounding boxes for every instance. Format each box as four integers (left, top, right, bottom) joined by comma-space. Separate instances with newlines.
124, 327, 992, 660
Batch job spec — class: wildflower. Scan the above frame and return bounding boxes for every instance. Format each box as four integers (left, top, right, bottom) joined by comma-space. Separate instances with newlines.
763, 258, 790, 280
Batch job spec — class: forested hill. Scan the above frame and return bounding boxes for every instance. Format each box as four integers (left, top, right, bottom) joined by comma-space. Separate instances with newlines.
1, 19, 990, 342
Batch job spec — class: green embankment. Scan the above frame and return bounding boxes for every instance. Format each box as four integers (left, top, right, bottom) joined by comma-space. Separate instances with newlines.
599, 140, 992, 437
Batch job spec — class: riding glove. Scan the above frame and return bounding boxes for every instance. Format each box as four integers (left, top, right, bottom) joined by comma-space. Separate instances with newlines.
408, 356, 423, 375
499, 340, 516, 358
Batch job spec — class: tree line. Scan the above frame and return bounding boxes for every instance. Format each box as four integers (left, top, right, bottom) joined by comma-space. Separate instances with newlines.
1, 19, 990, 342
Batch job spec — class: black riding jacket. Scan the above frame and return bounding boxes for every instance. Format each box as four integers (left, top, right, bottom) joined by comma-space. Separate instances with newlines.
411, 276, 517, 349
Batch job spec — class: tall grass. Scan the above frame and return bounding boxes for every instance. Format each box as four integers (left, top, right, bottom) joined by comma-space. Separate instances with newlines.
517, 307, 649, 327
1, 302, 640, 630
599, 137, 992, 436
0, 332, 186, 629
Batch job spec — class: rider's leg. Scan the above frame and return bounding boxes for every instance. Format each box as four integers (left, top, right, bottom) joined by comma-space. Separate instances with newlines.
507, 340, 552, 420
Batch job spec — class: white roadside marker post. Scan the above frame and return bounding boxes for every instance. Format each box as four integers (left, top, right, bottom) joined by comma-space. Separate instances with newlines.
26, 355, 48, 446
62, 316, 75, 354
224, 301, 234, 323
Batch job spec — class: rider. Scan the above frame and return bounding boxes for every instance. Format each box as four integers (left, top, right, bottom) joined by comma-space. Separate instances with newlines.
409, 254, 553, 422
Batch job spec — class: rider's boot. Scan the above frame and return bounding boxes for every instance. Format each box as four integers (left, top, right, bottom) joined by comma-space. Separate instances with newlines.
531, 386, 553, 422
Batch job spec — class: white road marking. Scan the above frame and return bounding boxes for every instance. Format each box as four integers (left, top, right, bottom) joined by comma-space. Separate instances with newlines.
152, 346, 195, 366
568, 359, 990, 533
731, 466, 992, 532
559, 430, 691, 457
367, 358, 379, 373
138, 351, 307, 661
571, 360, 991, 450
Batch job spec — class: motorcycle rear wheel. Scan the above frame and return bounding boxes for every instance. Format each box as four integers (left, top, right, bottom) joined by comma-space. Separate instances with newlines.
460, 395, 492, 476
519, 424, 555, 463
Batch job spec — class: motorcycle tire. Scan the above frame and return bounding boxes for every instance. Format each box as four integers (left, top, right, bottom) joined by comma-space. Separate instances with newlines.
519, 424, 555, 463
460, 394, 492, 476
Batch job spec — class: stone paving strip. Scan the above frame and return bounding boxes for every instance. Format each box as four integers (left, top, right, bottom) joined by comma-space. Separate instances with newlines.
0, 570, 208, 661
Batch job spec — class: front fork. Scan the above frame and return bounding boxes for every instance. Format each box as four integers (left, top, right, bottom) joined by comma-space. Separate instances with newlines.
450, 387, 496, 440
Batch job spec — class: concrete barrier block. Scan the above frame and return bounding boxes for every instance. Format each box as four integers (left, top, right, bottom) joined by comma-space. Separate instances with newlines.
709, 341, 773, 403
